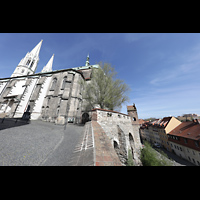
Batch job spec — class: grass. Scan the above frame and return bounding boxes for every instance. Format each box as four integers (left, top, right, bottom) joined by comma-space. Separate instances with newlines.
126, 149, 134, 166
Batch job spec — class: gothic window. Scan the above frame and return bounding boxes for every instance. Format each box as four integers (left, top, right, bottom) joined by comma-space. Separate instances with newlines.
50, 78, 57, 91
26, 59, 31, 66
30, 61, 34, 69
61, 76, 67, 90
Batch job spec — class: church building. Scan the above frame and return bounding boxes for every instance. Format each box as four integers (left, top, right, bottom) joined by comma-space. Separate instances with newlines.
0, 40, 99, 125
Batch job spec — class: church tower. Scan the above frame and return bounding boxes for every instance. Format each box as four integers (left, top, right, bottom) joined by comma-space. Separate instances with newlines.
127, 103, 139, 125
11, 40, 43, 77
41, 54, 54, 73
85, 54, 90, 66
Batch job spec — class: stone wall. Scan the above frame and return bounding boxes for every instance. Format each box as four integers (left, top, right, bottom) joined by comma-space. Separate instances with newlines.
91, 108, 142, 165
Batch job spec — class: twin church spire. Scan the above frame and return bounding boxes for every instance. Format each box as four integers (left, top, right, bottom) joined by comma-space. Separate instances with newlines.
11, 40, 54, 77
11, 40, 90, 78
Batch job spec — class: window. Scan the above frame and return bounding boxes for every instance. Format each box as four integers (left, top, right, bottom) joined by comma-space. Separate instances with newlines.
21, 69, 25, 73
195, 141, 199, 147
107, 113, 112, 117
184, 138, 188, 144
26, 59, 31, 66
133, 117, 136, 121
30, 61, 34, 69
50, 78, 57, 91
61, 76, 67, 90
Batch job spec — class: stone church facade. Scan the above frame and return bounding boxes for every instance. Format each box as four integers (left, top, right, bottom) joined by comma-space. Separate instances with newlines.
0, 40, 98, 125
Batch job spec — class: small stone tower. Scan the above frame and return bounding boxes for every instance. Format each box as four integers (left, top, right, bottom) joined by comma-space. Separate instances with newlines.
127, 103, 139, 125
85, 54, 90, 66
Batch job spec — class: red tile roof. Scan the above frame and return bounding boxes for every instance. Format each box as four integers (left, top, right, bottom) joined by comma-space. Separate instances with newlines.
127, 105, 136, 111
151, 117, 172, 128
168, 121, 200, 141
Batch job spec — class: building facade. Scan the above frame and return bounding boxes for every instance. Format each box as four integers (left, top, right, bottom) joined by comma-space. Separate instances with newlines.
140, 117, 181, 151
0, 40, 99, 125
168, 120, 200, 166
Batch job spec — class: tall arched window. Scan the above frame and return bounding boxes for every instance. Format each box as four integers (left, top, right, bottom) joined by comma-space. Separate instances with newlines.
30, 61, 34, 69
26, 59, 31, 66
50, 78, 57, 91
61, 76, 67, 90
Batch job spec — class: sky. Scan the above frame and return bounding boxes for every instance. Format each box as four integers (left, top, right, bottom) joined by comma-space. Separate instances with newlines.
0, 33, 199, 119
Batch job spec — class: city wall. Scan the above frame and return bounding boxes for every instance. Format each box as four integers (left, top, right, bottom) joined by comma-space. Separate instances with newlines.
91, 108, 142, 165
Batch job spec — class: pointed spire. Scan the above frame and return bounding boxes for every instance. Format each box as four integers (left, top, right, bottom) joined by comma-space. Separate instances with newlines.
41, 54, 54, 73
85, 53, 90, 66
30, 40, 43, 57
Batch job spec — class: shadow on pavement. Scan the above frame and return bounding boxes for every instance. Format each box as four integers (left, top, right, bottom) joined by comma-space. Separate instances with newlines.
0, 118, 30, 131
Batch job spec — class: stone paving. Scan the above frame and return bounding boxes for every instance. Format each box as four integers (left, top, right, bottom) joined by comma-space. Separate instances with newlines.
69, 121, 123, 166
0, 118, 123, 166
0, 119, 84, 166
69, 122, 94, 166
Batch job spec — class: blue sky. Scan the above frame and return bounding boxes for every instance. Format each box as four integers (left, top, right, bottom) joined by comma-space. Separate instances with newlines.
0, 33, 200, 119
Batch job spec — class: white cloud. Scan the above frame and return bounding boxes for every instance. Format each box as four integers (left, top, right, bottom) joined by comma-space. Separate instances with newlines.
149, 44, 200, 86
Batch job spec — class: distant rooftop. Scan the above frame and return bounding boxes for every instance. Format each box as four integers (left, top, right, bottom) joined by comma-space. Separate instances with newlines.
168, 120, 200, 141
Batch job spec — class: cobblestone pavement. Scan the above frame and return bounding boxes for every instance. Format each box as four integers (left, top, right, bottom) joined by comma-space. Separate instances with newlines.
0, 119, 84, 166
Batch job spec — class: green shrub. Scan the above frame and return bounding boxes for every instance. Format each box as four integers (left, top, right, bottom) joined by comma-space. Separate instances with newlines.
126, 149, 134, 166
140, 141, 171, 166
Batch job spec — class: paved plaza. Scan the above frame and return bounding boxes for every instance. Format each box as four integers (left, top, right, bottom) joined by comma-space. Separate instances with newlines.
0, 119, 84, 166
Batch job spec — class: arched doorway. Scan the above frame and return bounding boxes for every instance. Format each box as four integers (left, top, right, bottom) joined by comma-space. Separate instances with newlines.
81, 112, 89, 124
